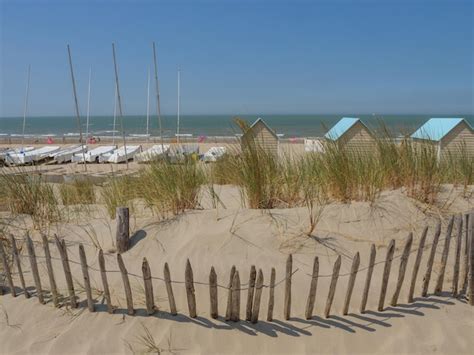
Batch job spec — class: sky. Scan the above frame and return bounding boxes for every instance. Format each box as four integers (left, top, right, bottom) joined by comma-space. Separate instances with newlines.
0, 0, 472, 117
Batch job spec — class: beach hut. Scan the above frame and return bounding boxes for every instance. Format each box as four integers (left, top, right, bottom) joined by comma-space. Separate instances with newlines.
324, 117, 374, 151
411, 118, 474, 159
240, 118, 279, 156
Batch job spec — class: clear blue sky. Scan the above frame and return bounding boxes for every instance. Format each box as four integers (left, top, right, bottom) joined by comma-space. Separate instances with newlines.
0, 0, 472, 117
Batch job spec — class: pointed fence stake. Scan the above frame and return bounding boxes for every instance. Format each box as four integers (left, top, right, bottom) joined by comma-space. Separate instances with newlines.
421, 223, 441, 297
209, 266, 218, 319
360, 244, 376, 313
460, 214, 470, 295
435, 216, 455, 294
41, 235, 58, 306
452, 216, 463, 296
251, 269, 264, 323
225, 265, 236, 321
27, 233, 44, 304
0, 239, 15, 297
98, 249, 114, 313
407, 227, 428, 303
378, 239, 395, 311
468, 212, 474, 306
267, 267, 276, 321
117, 253, 134, 315
9, 235, 29, 298
231, 271, 240, 322
245, 265, 256, 321
390, 233, 413, 306
284, 254, 292, 320
79, 244, 95, 312
185, 259, 197, 318
305, 256, 319, 319
164, 262, 177, 315
324, 255, 341, 318
142, 257, 155, 315
343, 252, 360, 315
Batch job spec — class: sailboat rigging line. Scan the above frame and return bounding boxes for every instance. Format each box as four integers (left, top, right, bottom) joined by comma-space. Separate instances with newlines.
152, 41, 164, 148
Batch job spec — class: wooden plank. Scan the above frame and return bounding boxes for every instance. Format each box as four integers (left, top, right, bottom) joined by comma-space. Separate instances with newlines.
251, 269, 264, 323
185, 259, 197, 318
245, 265, 256, 321
343, 252, 360, 315
267, 267, 275, 321
98, 249, 114, 313
117, 253, 134, 315
460, 214, 469, 295
225, 265, 236, 321
360, 244, 376, 313
452, 215, 463, 296
469, 212, 474, 306
26, 233, 44, 304
79, 244, 95, 312
55, 235, 77, 308
407, 227, 428, 303
324, 255, 342, 318
305, 256, 319, 319
9, 235, 29, 298
116, 207, 130, 253
284, 254, 292, 320
390, 233, 413, 306
434, 216, 455, 294
142, 257, 155, 315
164, 262, 177, 316
41, 235, 58, 306
209, 266, 218, 319
421, 223, 441, 297
231, 270, 240, 322
0, 239, 15, 297
377, 239, 395, 311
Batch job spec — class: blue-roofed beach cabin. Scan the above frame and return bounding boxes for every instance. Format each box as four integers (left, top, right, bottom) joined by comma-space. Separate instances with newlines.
411, 118, 474, 159
324, 117, 374, 151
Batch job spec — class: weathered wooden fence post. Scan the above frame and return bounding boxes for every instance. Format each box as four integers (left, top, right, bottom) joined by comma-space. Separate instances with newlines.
98, 249, 114, 313
230, 271, 240, 322
26, 233, 44, 304
209, 266, 218, 319
343, 252, 360, 315
142, 257, 155, 315
245, 265, 256, 321
0, 239, 15, 297
305, 256, 319, 319
468, 212, 474, 306
55, 235, 76, 308
324, 255, 341, 318
460, 214, 470, 295
117, 253, 134, 315
116, 207, 130, 253
452, 216, 463, 296
267, 267, 276, 321
407, 227, 428, 303
284, 254, 292, 320
79, 244, 95, 312
390, 233, 413, 306
251, 269, 264, 324
185, 259, 197, 318
41, 235, 58, 306
164, 262, 177, 316
225, 266, 236, 321
421, 223, 441, 297
360, 244, 376, 313
434, 216, 455, 294
378, 239, 395, 311
9, 235, 29, 298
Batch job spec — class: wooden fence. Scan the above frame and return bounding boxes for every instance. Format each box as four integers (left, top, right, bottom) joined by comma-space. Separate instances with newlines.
1, 212, 473, 325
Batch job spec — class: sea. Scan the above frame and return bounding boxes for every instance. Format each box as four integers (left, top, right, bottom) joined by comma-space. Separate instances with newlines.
1, 114, 473, 138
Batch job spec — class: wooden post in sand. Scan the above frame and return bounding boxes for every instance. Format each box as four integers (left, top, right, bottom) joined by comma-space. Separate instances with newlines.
55, 235, 76, 308
434, 216, 455, 294
225, 265, 236, 321
185, 259, 197, 318
0, 239, 15, 297
378, 239, 395, 311
231, 271, 241, 322
360, 244, 376, 313
284, 254, 292, 320
245, 265, 256, 321
209, 266, 218, 319
390, 233, 413, 306
421, 223, 441, 297
267, 267, 276, 321
251, 269, 264, 323
468, 212, 474, 306
79, 244, 95, 312
98, 250, 114, 313
10, 235, 29, 298
142, 257, 155, 315
305, 256, 319, 319
452, 216, 463, 296
460, 214, 470, 295
343, 252, 360, 315
164, 262, 177, 315
116, 207, 130, 253
324, 255, 341, 318
26, 233, 44, 304
117, 253, 134, 315
41, 235, 58, 306
407, 227, 428, 303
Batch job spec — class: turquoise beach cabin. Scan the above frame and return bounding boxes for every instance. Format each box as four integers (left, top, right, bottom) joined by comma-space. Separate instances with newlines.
324, 117, 374, 151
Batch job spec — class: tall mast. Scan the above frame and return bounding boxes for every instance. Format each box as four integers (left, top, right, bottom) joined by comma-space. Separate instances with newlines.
111, 42, 129, 170
66, 44, 87, 172
85, 66, 91, 140
21, 65, 31, 147
177, 67, 180, 144
152, 42, 163, 148
146, 67, 150, 137
112, 84, 117, 144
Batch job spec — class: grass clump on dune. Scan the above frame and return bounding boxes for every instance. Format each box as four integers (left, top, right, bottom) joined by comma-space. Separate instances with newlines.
101, 175, 139, 219
59, 178, 96, 206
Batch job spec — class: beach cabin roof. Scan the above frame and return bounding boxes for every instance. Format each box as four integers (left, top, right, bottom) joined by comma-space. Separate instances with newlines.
411, 118, 472, 142
243, 117, 279, 139
324, 117, 369, 141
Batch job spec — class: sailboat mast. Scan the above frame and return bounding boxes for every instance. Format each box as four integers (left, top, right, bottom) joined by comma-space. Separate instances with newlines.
111, 42, 129, 170
21, 65, 31, 147
152, 42, 164, 148
85, 66, 91, 140
177, 67, 180, 144
146, 67, 150, 137
112, 84, 117, 144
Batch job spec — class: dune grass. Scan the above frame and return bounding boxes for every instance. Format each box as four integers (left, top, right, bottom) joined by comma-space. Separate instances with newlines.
59, 178, 96, 206
100, 174, 139, 219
